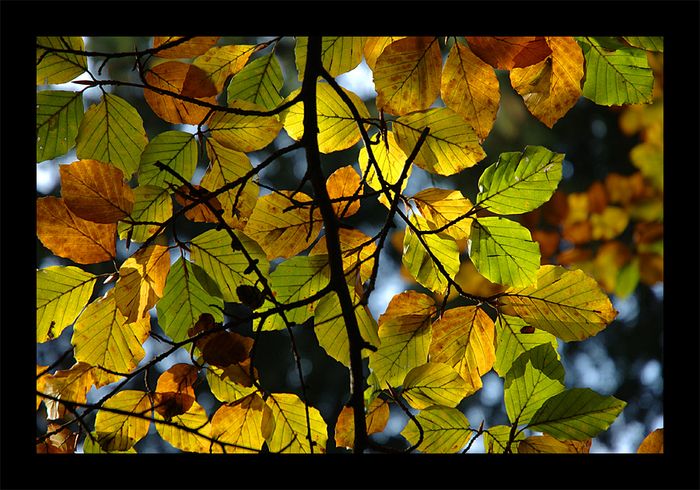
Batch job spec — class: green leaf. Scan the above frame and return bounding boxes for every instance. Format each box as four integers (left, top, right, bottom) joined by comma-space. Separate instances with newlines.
282, 82, 370, 154
36, 90, 84, 162
192, 44, 256, 92
227, 53, 284, 110
37, 266, 96, 343
494, 314, 559, 378
117, 185, 172, 243
401, 363, 471, 410
527, 388, 627, 441
190, 229, 269, 304
469, 216, 540, 288
83, 433, 137, 453
400, 406, 472, 453
265, 393, 328, 453
483, 424, 525, 453
402, 214, 460, 294
138, 130, 198, 187
500, 265, 618, 342
622, 36, 664, 53
156, 257, 224, 343
37, 36, 87, 85
577, 37, 654, 106
504, 343, 565, 425
76, 94, 148, 178
476, 146, 563, 215
208, 99, 282, 152
393, 107, 485, 176
295, 36, 365, 80
94, 390, 151, 452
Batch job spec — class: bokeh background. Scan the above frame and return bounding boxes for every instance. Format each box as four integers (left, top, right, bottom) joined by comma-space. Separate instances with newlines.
37, 36, 664, 453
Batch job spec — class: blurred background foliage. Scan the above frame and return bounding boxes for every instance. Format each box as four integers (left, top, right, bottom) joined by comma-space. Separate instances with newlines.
37, 36, 663, 453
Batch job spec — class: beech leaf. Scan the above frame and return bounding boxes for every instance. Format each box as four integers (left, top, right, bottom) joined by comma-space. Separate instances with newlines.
265, 393, 328, 453
401, 406, 472, 453
37, 266, 96, 342
36, 90, 83, 162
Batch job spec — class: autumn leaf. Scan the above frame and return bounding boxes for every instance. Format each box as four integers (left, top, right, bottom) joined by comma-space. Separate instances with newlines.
174, 185, 224, 224
295, 36, 365, 80
637, 428, 663, 453
36, 90, 83, 162
155, 400, 213, 453
138, 130, 198, 188
206, 364, 258, 404
326, 165, 362, 218
483, 424, 525, 453
153, 36, 220, 59
402, 362, 471, 410
363, 36, 406, 71
465, 36, 551, 70
411, 188, 473, 241
359, 131, 411, 208
188, 313, 254, 368
37, 424, 79, 454
208, 99, 282, 152
334, 397, 390, 449
41, 362, 95, 420
37, 266, 96, 342
401, 406, 472, 453
153, 364, 198, 420
227, 53, 284, 110
117, 185, 172, 244
494, 314, 559, 378
37, 36, 87, 85
265, 393, 327, 453
193, 44, 256, 92
310, 227, 377, 284
374, 37, 442, 116
210, 394, 270, 453
37, 366, 49, 410
518, 434, 591, 453
37, 196, 116, 264
94, 390, 152, 451
623, 37, 664, 53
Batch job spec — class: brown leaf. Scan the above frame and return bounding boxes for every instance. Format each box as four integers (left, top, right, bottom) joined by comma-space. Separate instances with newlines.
188, 313, 254, 368
466, 36, 551, 70
326, 165, 362, 218
41, 362, 95, 420
309, 227, 376, 283
152, 36, 220, 59
174, 184, 224, 224
37, 196, 116, 264
154, 363, 198, 420
518, 434, 591, 453
37, 424, 78, 453
60, 159, 134, 223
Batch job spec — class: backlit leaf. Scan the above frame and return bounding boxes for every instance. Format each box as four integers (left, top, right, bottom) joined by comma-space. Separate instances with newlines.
526, 388, 626, 440
402, 362, 471, 410
310, 228, 377, 284
211, 394, 269, 453
359, 131, 411, 208
394, 107, 485, 176
282, 82, 370, 154
364, 36, 406, 71
518, 434, 591, 453
37, 424, 79, 454
138, 130, 198, 188
411, 188, 473, 241
369, 290, 435, 387
155, 401, 213, 453
36, 90, 83, 162
637, 428, 663, 453
510, 37, 584, 128
208, 99, 282, 152
153, 364, 198, 420
72, 292, 151, 387
37, 196, 116, 264
265, 393, 327, 453
37, 36, 87, 84
295, 36, 365, 80
193, 44, 256, 92
476, 146, 564, 215
374, 37, 442, 116
623, 37, 664, 53
41, 362, 95, 420
190, 228, 269, 303
188, 313, 253, 368
469, 216, 540, 288
577, 37, 654, 106
326, 165, 362, 218
174, 185, 223, 224
144, 61, 218, 125
94, 390, 151, 451
401, 406, 471, 453
152, 36, 220, 59
504, 343, 565, 425
206, 364, 258, 404
334, 397, 390, 449
227, 53, 284, 110
116, 185, 172, 244
156, 257, 224, 343
244, 191, 322, 260
37, 266, 96, 343
483, 424, 525, 453
76, 93, 148, 178
60, 159, 134, 223
500, 265, 618, 342
441, 42, 500, 141
83, 433, 137, 454
429, 306, 495, 392
465, 36, 551, 70
494, 314, 559, 378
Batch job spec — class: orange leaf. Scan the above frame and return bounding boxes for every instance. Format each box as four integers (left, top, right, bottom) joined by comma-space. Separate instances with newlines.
60, 159, 134, 223
41, 362, 95, 420
363, 36, 405, 70
310, 228, 376, 283
37, 196, 116, 264
637, 428, 663, 453
334, 397, 390, 449
174, 184, 224, 224
37, 424, 78, 453
326, 165, 362, 218
188, 313, 254, 368
466, 36, 551, 70
152, 36, 220, 59
154, 364, 198, 420
144, 61, 218, 124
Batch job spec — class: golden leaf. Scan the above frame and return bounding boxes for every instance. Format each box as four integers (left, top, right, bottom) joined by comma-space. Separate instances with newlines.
466, 36, 552, 70
152, 36, 220, 59
326, 165, 362, 218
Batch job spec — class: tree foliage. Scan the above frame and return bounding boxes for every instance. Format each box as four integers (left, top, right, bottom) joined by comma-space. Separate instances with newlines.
36, 35, 664, 455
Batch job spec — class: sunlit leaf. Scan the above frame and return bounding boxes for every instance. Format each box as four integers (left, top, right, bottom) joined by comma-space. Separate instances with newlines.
510, 37, 584, 128
526, 388, 626, 440
637, 428, 664, 453
412, 188, 473, 241
83, 433, 137, 453
37, 266, 96, 342
282, 82, 370, 154
374, 37, 442, 116
37, 424, 79, 454
153, 364, 198, 420
155, 400, 214, 453
152, 36, 220, 59
117, 185, 172, 244
441, 42, 500, 141
193, 44, 256, 92
295, 36, 365, 80
173, 185, 223, 224
401, 406, 472, 453
36, 90, 83, 162
334, 397, 390, 449
494, 314, 559, 378
227, 53, 284, 110
469, 216, 541, 288
37, 36, 87, 84
429, 306, 495, 392
265, 393, 327, 453
206, 364, 258, 404
402, 362, 471, 410
359, 131, 411, 208
465, 36, 551, 70
310, 228, 377, 284
577, 36, 654, 106
156, 257, 224, 343
476, 146, 564, 215
518, 434, 591, 453
138, 130, 198, 188
94, 390, 151, 451
483, 424, 525, 453
72, 292, 150, 387
60, 159, 134, 223
623, 37, 664, 53
394, 107, 485, 176
37, 196, 116, 264
211, 394, 270, 453
326, 165, 362, 218
244, 191, 322, 260
368, 291, 435, 387
41, 362, 95, 420
76, 93, 148, 178
188, 313, 254, 368
500, 265, 618, 342
208, 99, 282, 152
363, 36, 405, 70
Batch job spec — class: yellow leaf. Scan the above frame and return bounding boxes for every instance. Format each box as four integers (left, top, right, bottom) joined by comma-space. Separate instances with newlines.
518, 434, 591, 453
483, 424, 525, 453
309, 227, 376, 284
153, 364, 198, 420
37, 196, 116, 265
510, 37, 584, 128
117, 185, 172, 244
411, 188, 473, 241
208, 99, 282, 152
265, 393, 328, 453
155, 400, 214, 453
211, 394, 270, 453
152, 36, 220, 59
94, 390, 151, 451
465, 36, 551, 70
72, 292, 151, 387
401, 406, 472, 453
637, 428, 663, 453
41, 362, 95, 420
295, 37, 365, 80
60, 160, 134, 223
193, 44, 256, 92
363, 36, 406, 71
374, 37, 442, 116
402, 362, 471, 409
113, 244, 171, 322
429, 306, 495, 391
326, 165, 362, 218
206, 364, 258, 404
591, 206, 630, 240
334, 397, 390, 449
441, 42, 500, 141
244, 191, 322, 260
359, 131, 411, 208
